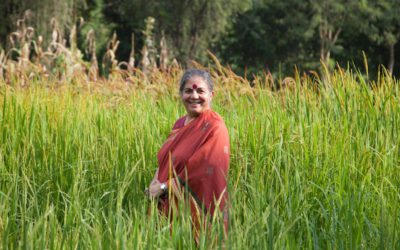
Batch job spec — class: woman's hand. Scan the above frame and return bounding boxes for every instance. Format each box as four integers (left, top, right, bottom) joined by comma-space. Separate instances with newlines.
147, 179, 164, 199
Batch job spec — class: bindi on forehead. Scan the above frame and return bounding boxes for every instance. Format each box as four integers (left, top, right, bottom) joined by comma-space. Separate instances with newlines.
192, 84, 198, 89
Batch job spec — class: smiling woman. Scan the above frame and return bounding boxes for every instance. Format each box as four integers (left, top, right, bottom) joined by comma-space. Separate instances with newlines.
147, 69, 230, 242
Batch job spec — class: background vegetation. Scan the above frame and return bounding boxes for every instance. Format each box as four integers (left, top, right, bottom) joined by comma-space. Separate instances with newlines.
0, 66, 399, 249
1, 0, 400, 77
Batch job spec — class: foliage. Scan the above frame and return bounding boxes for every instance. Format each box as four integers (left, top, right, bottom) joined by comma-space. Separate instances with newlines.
0, 12, 178, 84
81, 0, 116, 57
358, 0, 400, 73
0, 66, 399, 248
0, 0, 86, 47
1, 0, 400, 78
309, 0, 360, 67
154, 0, 250, 63
361, 0, 400, 46
104, 0, 250, 64
215, 0, 317, 76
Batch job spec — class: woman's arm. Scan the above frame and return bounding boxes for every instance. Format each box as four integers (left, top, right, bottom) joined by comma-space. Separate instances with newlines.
147, 168, 161, 198
150, 168, 159, 185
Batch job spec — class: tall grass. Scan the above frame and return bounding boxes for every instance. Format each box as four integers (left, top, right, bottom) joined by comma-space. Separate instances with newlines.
0, 67, 399, 249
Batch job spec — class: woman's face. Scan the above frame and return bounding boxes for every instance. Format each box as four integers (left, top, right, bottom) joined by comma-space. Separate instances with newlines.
180, 76, 214, 118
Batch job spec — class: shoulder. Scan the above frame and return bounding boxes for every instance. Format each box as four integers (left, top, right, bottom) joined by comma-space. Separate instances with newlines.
172, 116, 186, 130
206, 111, 226, 125
203, 111, 228, 133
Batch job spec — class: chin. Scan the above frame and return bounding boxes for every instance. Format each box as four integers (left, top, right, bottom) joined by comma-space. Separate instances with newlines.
188, 109, 202, 117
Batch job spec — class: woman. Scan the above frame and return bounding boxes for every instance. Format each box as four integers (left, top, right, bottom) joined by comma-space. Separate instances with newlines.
147, 69, 230, 239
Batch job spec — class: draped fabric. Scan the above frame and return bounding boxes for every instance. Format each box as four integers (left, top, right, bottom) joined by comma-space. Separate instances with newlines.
157, 110, 230, 229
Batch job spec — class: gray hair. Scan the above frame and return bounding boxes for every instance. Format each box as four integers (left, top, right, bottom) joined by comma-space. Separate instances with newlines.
179, 69, 214, 92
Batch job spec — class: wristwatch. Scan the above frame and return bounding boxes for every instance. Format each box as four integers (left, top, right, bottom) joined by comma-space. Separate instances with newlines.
160, 183, 168, 193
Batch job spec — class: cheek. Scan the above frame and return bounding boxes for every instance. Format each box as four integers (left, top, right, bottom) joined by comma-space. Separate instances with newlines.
201, 95, 211, 103
181, 94, 188, 100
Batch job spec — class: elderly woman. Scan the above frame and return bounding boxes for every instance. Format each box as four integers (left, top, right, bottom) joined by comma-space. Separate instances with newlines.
147, 69, 230, 238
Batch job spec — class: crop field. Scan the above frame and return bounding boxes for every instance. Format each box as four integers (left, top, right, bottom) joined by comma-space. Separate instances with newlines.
0, 67, 399, 249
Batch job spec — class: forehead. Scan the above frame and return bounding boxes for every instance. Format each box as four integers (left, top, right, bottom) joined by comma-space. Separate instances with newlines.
184, 76, 208, 89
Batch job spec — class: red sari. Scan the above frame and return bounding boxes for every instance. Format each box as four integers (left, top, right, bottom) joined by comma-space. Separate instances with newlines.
157, 110, 230, 233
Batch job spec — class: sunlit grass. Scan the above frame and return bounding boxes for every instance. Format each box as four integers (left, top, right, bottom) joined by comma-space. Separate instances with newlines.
0, 67, 399, 249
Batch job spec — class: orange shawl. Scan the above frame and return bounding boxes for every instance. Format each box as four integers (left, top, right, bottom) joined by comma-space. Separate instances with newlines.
157, 110, 230, 225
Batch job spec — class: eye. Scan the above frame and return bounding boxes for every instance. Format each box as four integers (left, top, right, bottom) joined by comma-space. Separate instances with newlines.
184, 89, 192, 94
197, 89, 205, 94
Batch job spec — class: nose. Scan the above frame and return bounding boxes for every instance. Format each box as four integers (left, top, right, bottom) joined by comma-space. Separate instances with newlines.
191, 90, 199, 98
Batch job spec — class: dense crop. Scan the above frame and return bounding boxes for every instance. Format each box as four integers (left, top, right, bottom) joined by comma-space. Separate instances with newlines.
0, 67, 399, 249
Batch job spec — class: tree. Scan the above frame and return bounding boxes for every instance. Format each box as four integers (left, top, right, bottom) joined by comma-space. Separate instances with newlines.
215, 0, 317, 75
0, 0, 87, 47
155, 0, 250, 63
81, 0, 115, 56
360, 0, 400, 74
105, 0, 250, 65
310, 0, 359, 68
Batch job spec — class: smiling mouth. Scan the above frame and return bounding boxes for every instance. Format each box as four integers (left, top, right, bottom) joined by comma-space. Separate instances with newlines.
188, 100, 202, 104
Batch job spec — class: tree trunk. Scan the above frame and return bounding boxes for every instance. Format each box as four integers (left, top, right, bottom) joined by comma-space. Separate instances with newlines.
319, 20, 341, 68
388, 43, 395, 75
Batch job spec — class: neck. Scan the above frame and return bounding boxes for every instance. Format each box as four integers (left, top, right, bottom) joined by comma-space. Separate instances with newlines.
184, 115, 196, 125
185, 109, 211, 125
